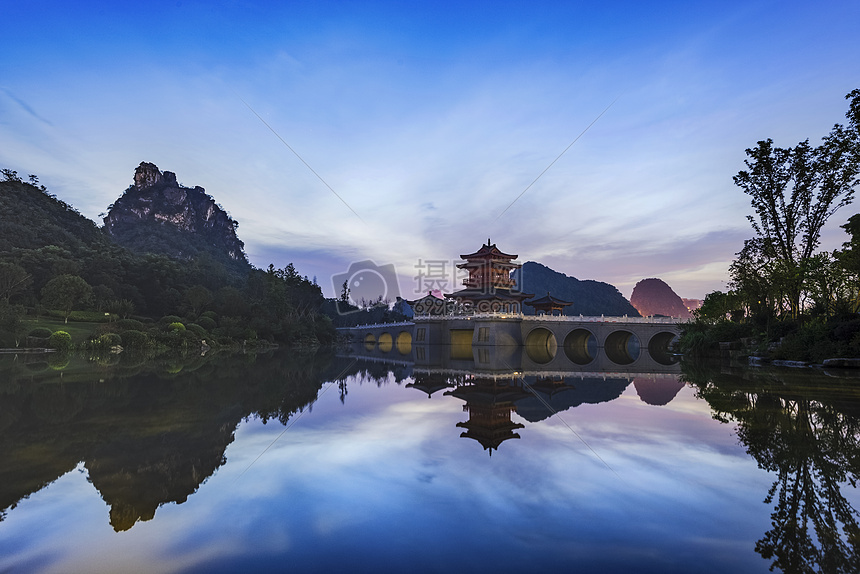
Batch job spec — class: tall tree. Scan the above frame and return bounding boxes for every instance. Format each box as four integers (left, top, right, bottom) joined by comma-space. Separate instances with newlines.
0, 262, 31, 304
732, 90, 860, 317
41, 274, 92, 323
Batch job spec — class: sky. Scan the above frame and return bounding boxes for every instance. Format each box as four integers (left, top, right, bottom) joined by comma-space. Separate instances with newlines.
2, 0, 859, 300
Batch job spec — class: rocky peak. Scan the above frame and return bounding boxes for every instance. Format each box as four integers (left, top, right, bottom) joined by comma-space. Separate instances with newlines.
133, 162, 160, 189
629, 278, 691, 318
104, 162, 249, 267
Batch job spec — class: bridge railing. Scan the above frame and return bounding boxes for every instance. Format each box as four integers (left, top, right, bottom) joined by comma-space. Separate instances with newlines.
521, 314, 688, 324
336, 320, 415, 331
413, 313, 687, 324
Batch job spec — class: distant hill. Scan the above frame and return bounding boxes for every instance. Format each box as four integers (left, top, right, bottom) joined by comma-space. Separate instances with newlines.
104, 162, 250, 273
629, 278, 691, 318
512, 261, 639, 317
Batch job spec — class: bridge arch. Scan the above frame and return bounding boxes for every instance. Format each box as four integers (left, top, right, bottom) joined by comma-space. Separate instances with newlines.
525, 327, 557, 364
563, 328, 598, 365
395, 331, 412, 355
363, 333, 376, 351
604, 330, 640, 365
378, 332, 393, 353
647, 331, 679, 365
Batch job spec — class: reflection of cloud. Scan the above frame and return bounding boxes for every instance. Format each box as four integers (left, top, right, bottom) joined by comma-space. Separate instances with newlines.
0, 375, 775, 573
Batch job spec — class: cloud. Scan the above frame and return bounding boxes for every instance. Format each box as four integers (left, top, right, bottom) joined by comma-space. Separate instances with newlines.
0, 87, 53, 126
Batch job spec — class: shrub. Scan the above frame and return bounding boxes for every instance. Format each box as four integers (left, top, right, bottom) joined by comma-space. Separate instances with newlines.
771, 319, 833, 362
120, 329, 150, 348
200, 310, 218, 320
168, 322, 186, 332
186, 323, 209, 338
197, 316, 217, 331
48, 331, 72, 351
28, 327, 53, 338
159, 315, 183, 325
678, 330, 707, 355
86, 332, 123, 350
99, 333, 123, 346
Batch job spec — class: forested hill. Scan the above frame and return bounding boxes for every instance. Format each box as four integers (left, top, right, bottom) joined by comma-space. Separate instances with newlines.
513, 261, 640, 317
0, 169, 332, 346
0, 172, 106, 254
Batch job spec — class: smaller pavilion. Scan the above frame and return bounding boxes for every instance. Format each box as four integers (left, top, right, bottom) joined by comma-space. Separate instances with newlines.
525, 292, 572, 316
407, 291, 451, 316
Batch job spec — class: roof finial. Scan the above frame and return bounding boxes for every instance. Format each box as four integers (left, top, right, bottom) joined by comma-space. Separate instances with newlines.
487, 237, 491, 246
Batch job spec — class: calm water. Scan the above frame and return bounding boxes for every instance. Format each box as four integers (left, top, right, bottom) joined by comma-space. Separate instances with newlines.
1, 348, 859, 573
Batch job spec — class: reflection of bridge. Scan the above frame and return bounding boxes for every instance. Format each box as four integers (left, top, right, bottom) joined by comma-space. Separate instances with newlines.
340, 314, 683, 372
337, 346, 686, 453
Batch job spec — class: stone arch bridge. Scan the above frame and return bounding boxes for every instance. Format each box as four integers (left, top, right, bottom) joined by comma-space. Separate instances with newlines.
340, 314, 684, 373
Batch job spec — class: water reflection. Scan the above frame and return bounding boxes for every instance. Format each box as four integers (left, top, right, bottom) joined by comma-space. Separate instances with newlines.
2, 346, 860, 574
0, 344, 689, 529
347, 340, 685, 453
685, 362, 860, 573
349, 342, 860, 570
0, 349, 346, 531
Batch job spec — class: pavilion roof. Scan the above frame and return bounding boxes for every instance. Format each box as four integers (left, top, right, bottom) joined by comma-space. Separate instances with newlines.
404, 291, 445, 306
525, 292, 573, 308
460, 240, 518, 260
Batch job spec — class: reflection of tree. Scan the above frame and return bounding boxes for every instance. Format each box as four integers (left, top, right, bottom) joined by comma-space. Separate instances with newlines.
688, 363, 860, 573
0, 348, 340, 529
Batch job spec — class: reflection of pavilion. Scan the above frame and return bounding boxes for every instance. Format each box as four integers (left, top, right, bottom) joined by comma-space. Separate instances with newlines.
446, 378, 529, 454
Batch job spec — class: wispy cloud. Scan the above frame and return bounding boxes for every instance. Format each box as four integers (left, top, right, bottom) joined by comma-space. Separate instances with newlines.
0, 87, 53, 126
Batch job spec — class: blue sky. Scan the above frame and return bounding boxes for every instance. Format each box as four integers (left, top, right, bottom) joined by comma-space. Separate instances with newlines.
2, 1, 859, 299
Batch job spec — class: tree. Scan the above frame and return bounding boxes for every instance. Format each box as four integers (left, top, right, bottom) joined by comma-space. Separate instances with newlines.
0, 303, 26, 346
695, 290, 743, 322
0, 262, 31, 304
732, 90, 860, 317
107, 298, 135, 319
183, 285, 213, 319
835, 214, 860, 312
805, 252, 852, 316
41, 274, 92, 323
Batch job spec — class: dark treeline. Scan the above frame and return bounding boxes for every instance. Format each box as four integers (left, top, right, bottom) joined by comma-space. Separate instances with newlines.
0, 171, 334, 348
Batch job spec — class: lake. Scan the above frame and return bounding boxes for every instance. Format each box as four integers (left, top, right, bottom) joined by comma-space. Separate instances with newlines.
1, 347, 859, 573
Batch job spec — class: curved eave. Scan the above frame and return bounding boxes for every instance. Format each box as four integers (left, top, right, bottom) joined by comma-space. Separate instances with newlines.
459, 243, 518, 260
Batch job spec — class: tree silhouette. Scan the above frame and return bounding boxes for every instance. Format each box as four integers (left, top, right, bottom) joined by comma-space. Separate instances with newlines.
691, 369, 860, 573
